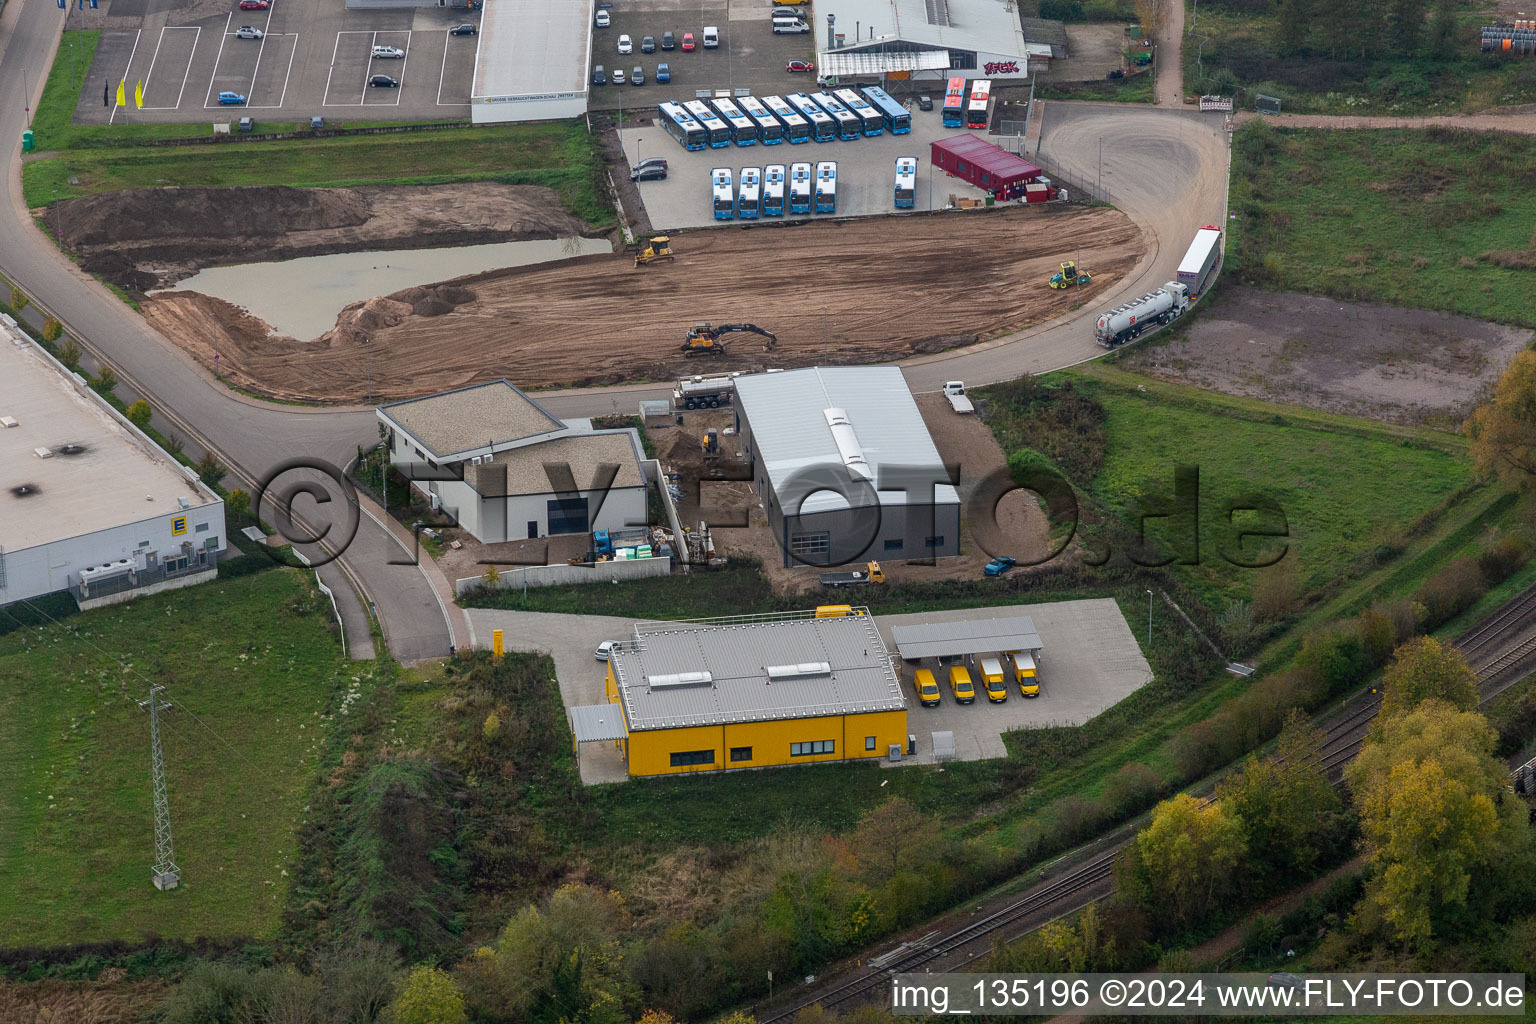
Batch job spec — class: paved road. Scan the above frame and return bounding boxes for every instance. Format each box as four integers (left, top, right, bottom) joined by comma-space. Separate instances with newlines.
0, 0, 1224, 658
1154, 0, 1185, 107
1, 0, 453, 661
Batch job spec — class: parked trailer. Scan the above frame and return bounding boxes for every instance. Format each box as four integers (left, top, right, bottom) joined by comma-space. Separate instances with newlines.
763, 164, 786, 216
789, 161, 813, 213
1177, 225, 1222, 296
814, 161, 837, 213
1093, 282, 1190, 348
673, 372, 740, 410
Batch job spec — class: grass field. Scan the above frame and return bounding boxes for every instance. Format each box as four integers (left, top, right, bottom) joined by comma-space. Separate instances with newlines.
1230, 123, 1536, 326
24, 31, 613, 227
1183, 3, 1536, 114
0, 570, 349, 947
1036, 73, 1154, 103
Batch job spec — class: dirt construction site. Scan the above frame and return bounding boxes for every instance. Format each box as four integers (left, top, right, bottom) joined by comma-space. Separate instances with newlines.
129, 202, 1143, 402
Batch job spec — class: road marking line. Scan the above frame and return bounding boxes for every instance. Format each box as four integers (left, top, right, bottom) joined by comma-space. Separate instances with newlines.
435, 28, 448, 105
362, 29, 376, 104
247, 0, 273, 101
171, 27, 200, 110
138, 26, 200, 110
202, 11, 232, 108
391, 30, 410, 106
108, 27, 142, 124
325, 29, 376, 106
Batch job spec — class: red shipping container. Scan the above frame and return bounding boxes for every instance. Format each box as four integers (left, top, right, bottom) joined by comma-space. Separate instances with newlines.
930, 135, 1042, 197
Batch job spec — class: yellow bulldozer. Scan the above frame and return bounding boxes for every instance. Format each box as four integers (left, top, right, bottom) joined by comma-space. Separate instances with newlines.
1049, 260, 1092, 289
634, 234, 675, 267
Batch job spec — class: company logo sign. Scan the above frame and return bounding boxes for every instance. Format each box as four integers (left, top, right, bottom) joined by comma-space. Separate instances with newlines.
984, 61, 1021, 75
172, 516, 187, 536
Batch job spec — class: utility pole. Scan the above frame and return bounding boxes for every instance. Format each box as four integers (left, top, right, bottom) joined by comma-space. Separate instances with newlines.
140, 685, 181, 891
1097, 136, 1103, 200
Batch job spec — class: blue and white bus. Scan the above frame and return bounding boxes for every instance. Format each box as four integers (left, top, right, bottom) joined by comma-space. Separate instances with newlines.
657, 102, 707, 151
894, 156, 917, 208
788, 161, 813, 214
787, 92, 835, 142
814, 160, 837, 213
763, 95, 811, 143
738, 167, 762, 219
860, 86, 911, 134
811, 91, 860, 140
709, 97, 758, 145
738, 96, 784, 144
834, 88, 883, 136
711, 167, 735, 219
763, 164, 786, 216
685, 100, 733, 148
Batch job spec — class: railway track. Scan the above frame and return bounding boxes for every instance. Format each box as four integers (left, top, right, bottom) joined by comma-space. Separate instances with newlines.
755, 581, 1536, 1023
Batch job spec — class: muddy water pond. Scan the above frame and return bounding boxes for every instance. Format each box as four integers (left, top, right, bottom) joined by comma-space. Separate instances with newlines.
173, 238, 612, 340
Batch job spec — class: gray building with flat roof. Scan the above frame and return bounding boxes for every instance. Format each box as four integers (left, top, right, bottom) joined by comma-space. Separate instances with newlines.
732, 366, 960, 568
471, 0, 592, 123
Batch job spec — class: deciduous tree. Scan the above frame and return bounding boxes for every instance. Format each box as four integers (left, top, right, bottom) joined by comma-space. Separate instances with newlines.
1466, 349, 1536, 488
1378, 636, 1479, 720
844, 798, 938, 883
1115, 793, 1246, 931
8, 286, 27, 312
196, 451, 227, 490
389, 965, 465, 1024
126, 399, 153, 431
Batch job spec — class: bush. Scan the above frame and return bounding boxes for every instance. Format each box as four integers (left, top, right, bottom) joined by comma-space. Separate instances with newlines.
90, 365, 117, 398
1103, 762, 1162, 817
125, 400, 152, 431
1478, 535, 1529, 585
160, 961, 259, 1024
42, 317, 62, 342
1416, 556, 1486, 630
1054, 795, 1109, 845
1293, 626, 1368, 696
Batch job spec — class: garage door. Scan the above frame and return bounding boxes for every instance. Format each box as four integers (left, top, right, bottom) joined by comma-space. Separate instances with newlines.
547, 497, 590, 534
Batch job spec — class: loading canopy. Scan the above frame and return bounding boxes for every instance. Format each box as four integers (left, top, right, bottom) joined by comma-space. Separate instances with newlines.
891, 615, 1042, 661
817, 50, 953, 77
569, 704, 629, 743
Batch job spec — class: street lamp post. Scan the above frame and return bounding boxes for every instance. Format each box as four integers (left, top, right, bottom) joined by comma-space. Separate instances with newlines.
1146, 589, 1154, 647
1097, 136, 1103, 200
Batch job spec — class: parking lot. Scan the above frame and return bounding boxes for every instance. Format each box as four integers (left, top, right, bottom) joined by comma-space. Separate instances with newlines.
588, 1, 816, 112
77, 0, 480, 124
621, 110, 996, 228
876, 599, 1153, 764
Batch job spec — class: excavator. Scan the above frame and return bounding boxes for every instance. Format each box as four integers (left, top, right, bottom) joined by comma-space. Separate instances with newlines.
634, 234, 675, 267
680, 322, 777, 356
1049, 260, 1093, 289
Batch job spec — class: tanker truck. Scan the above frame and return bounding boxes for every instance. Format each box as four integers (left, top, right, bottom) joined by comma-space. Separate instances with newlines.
1093, 282, 1190, 348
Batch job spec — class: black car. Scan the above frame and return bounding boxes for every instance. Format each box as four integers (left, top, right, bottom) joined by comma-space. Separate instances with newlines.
449, 22, 476, 35
634, 156, 668, 172
369, 74, 399, 87
592, 64, 606, 85
631, 164, 667, 182
641, 34, 656, 52
661, 30, 675, 49
917, 94, 933, 111
1107, 68, 1125, 79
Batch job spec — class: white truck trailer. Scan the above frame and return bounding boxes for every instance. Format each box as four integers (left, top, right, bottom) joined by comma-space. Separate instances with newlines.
1176, 225, 1223, 296
1093, 282, 1190, 347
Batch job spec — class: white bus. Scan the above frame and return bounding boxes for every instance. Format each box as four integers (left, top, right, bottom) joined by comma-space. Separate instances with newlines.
763, 95, 811, 143
894, 156, 917, 208
787, 92, 836, 141
684, 99, 733, 148
738, 166, 762, 219
711, 167, 735, 219
738, 95, 784, 145
834, 88, 883, 136
709, 96, 758, 145
763, 164, 786, 216
815, 160, 837, 212
789, 161, 813, 213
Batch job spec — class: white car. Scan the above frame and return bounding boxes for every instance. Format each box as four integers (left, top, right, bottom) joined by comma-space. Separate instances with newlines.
595, 9, 610, 27
371, 45, 405, 58
612, 67, 625, 85
234, 25, 263, 39
617, 33, 633, 54
595, 640, 618, 661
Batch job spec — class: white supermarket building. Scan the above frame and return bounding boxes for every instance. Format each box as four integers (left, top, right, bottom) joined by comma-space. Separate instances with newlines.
471, 0, 592, 123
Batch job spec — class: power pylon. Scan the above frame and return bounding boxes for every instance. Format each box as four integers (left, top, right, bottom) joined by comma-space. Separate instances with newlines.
140, 685, 181, 891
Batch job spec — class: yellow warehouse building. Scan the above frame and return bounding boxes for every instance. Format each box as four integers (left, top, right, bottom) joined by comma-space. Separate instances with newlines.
589, 608, 909, 777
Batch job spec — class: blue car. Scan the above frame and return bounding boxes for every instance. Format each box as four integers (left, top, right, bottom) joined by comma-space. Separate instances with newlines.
656, 62, 670, 83
983, 555, 1016, 578
217, 91, 247, 105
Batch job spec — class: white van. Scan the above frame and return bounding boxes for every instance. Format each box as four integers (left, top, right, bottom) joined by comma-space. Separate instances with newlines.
702, 25, 720, 47
772, 19, 810, 33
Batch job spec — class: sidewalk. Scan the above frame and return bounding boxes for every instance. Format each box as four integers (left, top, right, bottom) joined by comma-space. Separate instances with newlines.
354, 490, 473, 653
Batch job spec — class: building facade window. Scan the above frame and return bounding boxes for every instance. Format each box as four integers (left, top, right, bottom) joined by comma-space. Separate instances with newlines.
195, 522, 209, 533
789, 532, 830, 557
670, 749, 716, 767
948, 49, 977, 70
883, 539, 904, 551
730, 746, 753, 762
547, 496, 590, 534
865, 736, 877, 751
925, 536, 945, 548
790, 740, 835, 757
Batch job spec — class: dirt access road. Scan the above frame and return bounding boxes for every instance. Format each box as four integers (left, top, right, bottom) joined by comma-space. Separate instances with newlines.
142, 205, 1143, 403
54, 183, 594, 291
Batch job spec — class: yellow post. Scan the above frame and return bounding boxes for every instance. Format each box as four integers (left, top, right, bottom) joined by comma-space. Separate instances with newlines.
492, 629, 504, 659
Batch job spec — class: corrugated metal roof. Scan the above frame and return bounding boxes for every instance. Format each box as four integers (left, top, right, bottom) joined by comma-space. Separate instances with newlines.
609, 610, 906, 731
733, 366, 960, 514
818, 50, 953, 76
931, 134, 1042, 183
570, 704, 629, 742
891, 615, 1043, 659
815, 0, 1029, 59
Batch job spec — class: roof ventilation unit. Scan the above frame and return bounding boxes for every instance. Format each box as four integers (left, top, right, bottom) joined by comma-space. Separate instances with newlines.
33, 447, 53, 459
0, 416, 17, 428
823, 407, 872, 481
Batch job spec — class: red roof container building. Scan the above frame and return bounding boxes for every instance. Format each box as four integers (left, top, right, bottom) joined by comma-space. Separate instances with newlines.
929, 135, 1045, 200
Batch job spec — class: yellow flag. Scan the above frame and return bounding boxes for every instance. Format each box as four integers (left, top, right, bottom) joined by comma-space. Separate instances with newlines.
134, 79, 144, 108
115, 79, 125, 106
